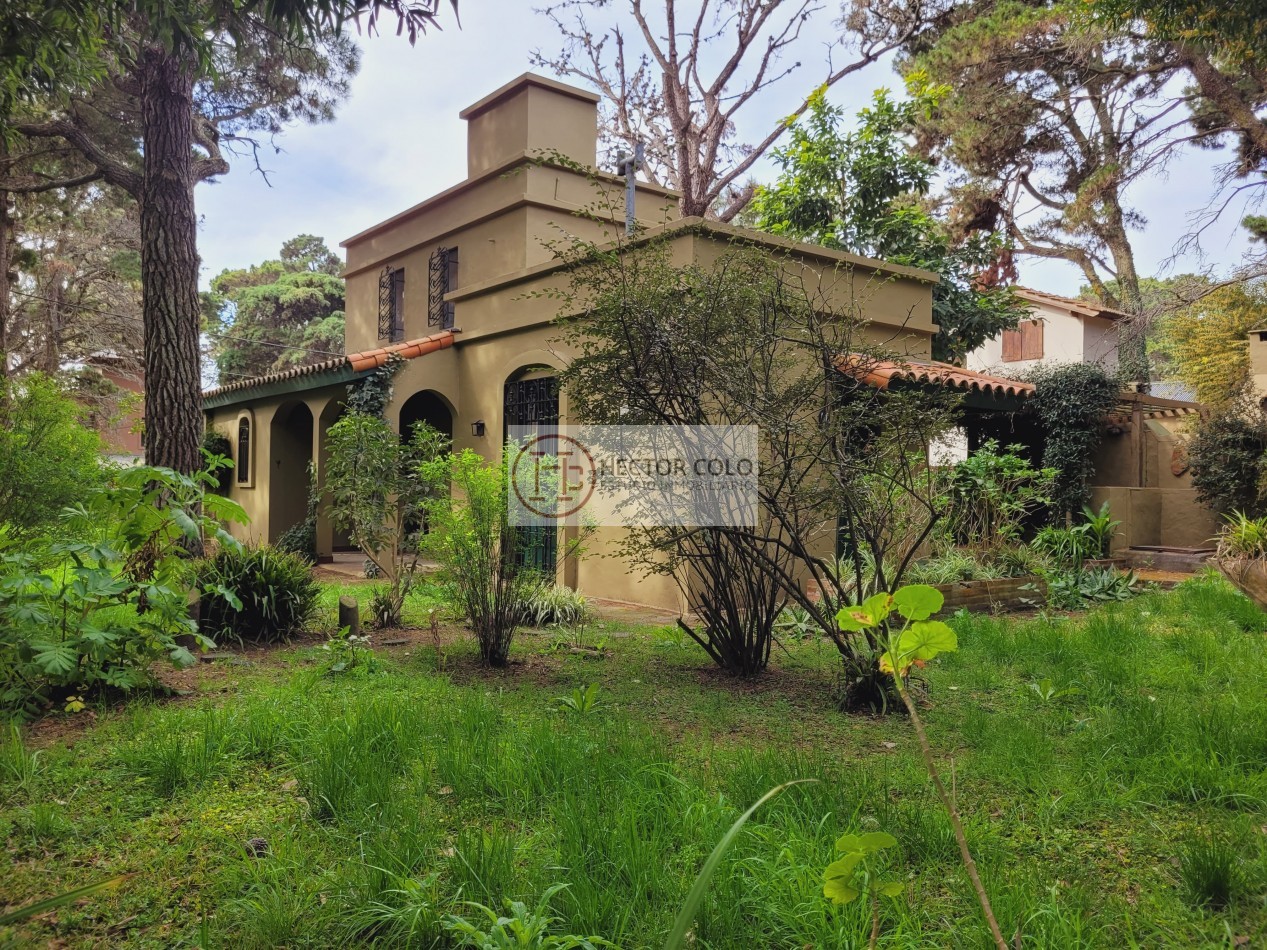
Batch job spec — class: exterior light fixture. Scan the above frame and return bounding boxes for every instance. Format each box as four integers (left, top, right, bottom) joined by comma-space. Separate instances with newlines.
471, 420, 486, 437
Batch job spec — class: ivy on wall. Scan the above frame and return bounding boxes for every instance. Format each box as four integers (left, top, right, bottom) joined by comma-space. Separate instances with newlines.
1026, 363, 1119, 520
345, 354, 404, 417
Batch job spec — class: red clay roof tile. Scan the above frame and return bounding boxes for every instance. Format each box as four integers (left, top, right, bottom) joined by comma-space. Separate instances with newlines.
204, 331, 455, 401
838, 355, 1035, 398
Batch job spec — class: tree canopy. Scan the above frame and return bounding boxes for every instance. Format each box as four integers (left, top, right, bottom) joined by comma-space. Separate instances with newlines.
1155, 281, 1267, 408
748, 79, 1027, 362
204, 235, 345, 382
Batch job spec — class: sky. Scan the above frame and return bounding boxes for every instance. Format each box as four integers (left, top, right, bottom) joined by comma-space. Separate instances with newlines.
195, 3, 1256, 299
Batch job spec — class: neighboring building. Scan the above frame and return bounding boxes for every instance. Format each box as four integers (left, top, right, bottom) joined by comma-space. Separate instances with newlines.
203, 73, 943, 611
74, 353, 144, 465
1250, 324, 1267, 402
967, 286, 1123, 376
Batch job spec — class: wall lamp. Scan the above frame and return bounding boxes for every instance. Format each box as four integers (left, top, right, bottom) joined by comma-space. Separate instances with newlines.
471, 420, 486, 438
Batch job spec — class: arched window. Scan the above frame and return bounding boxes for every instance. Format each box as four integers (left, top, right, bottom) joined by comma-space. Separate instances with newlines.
236, 415, 252, 485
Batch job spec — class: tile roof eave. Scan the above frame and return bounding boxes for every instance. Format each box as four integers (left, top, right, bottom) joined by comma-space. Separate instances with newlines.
837, 355, 1035, 400
202, 331, 456, 411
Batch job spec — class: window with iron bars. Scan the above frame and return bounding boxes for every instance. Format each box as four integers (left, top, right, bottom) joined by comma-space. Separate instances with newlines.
428, 246, 458, 330
378, 266, 405, 342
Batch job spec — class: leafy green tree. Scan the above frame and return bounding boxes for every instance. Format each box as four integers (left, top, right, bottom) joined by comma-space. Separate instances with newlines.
204, 234, 345, 381
906, 0, 1186, 385
0, 372, 105, 538
1155, 281, 1267, 409
325, 412, 448, 628
1188, 406, 1267, 517
419, 448, 538, 668
0, 1, 455, 475
748, 80, 1027, 362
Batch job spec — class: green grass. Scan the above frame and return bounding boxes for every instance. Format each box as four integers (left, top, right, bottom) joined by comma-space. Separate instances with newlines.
2, 572, 1267, 947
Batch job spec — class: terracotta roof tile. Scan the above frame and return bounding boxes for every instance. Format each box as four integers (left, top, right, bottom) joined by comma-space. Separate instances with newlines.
838, 355, 1035, 398
204, 330, 455, 401
1013, 287, 1127, 320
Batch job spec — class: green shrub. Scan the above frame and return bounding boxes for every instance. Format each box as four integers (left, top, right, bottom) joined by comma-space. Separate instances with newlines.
906, 549, 1006, 585
1026, 363, 1120, 518
989, 544, 1053, 578
515, 579, 590, 628
420, 448, 536, 667
1188, 409, 1267, 517
0, 373, 105, 538
1032, 526, 1095, 568
1044, 567, 1144, 610
943, 440, 1055, 548
196, 545, 319, 645
0, 464, 245, 716
201, 430, 234, 494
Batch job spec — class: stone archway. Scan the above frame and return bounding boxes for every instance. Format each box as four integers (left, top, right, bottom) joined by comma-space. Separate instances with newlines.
399, 389, 454, 442
268, 401, 314, 544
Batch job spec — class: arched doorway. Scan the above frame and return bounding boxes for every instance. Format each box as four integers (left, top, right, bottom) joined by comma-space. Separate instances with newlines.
399, 390, 454, 442
504, 369, 560, 575
268, 401, 314, 544
316, 397, 352, 559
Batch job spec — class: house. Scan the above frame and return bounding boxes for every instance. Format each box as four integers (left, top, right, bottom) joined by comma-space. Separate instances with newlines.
962, 287, 1218, 555
202, 72, 953, 611
72, 353, 144, 465
967, 286, 1123, 376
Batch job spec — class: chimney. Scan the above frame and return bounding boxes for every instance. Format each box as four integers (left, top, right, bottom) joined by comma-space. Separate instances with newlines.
459, 73, 600, 179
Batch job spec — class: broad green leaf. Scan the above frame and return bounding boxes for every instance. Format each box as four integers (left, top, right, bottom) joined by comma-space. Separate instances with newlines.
824, 853, 864, 880
32, 643, 78, 677
822, 878, 861, 904
834, 832, 864, 853
857, 831, 898, 852
171, 508, 199, 541
893, 584, 943, 621
878, 881, 905, 898
836, 592, 893, 632
900, 620, 957, 661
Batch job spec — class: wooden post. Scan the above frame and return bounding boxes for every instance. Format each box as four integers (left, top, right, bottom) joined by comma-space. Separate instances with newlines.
338, 596, 360, 637
1133, 400, 1145, 487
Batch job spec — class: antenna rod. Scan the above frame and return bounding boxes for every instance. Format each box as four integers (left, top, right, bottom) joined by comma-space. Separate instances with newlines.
624, 142, 644, 236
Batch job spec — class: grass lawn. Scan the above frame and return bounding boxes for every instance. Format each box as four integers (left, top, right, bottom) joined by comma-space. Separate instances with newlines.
3, 572, 1267, 947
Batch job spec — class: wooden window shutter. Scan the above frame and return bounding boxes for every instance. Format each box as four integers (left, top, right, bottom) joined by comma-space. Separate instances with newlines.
1001, 328, 1022, 362
1020, 319, 1044, 360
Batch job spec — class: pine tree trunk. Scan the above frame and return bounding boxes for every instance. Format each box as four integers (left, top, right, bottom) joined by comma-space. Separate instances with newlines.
138, 46, 203, 475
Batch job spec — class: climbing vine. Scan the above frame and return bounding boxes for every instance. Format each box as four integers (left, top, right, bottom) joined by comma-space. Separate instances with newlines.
1026, 363, 1119, 520
345, 353, 404, 417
